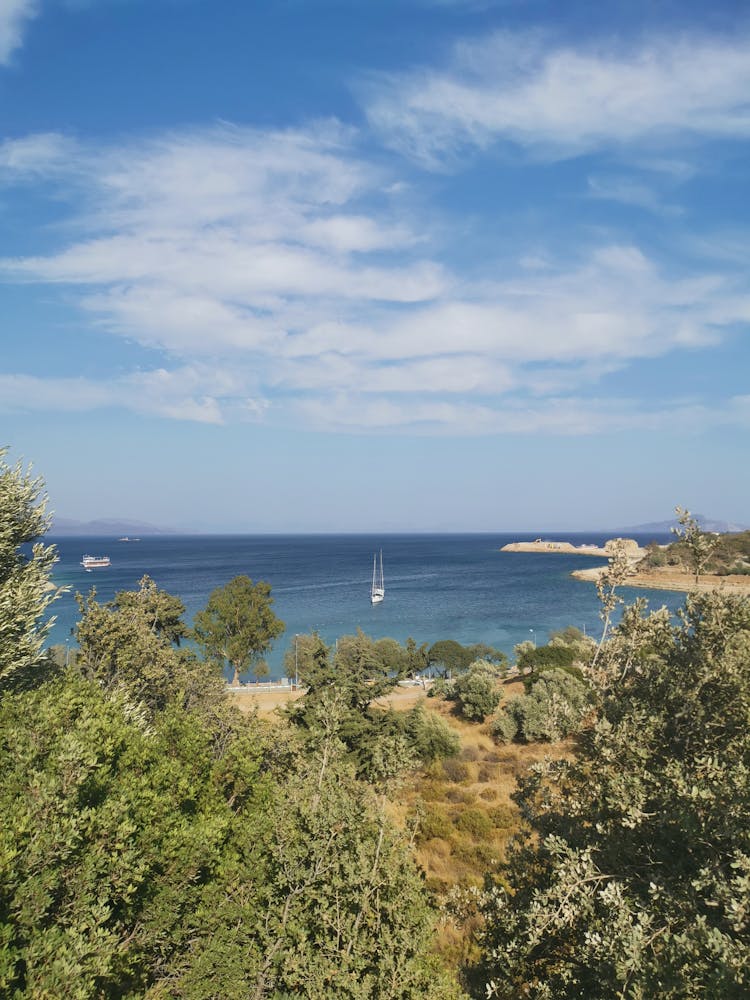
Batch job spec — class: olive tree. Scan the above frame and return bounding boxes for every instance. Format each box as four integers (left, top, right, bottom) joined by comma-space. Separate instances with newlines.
0, 448, 63, 693
476, 591, 750, 998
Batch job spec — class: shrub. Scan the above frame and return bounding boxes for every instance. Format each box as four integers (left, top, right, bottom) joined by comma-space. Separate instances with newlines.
488, 804, 516, 830
450, 664, 503, 722
455, 808, 493, 839
490, 709, 519, 744
417, 805, 453, 842
513, 669, 592, 742
405, 704, 460, 763
517, 643, 579, 677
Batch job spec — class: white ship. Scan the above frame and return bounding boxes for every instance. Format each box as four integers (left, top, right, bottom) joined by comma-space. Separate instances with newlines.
81, 554, 111, 570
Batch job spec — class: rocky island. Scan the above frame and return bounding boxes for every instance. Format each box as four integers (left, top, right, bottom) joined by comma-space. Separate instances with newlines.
500, 537, 644, 557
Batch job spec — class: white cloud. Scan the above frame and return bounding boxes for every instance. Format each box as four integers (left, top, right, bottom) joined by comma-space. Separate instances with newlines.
0, 0, 38, 65
363, 32, 750, 166
586, 174, 683, 216
1, 124, 746, 435
0, 366, 263, 424
0, 132, 74, 174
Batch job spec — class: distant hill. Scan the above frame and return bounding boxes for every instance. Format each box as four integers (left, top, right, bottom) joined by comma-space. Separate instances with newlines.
50, 517, 174, 536
624, 515, 748, 535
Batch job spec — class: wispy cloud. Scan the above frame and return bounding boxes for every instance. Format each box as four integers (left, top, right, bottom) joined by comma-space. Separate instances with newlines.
1, 123, 747, 433
0, 365, 262, 424
363, 32, 750, 166
586, 174, 683, 216
0, 0, 39, 65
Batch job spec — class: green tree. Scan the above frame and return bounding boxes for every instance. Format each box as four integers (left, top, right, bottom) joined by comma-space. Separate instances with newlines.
0, 448, 63, 693
193, 576, 285, 686
450, 661, 503, 722
476, 591, 750, 998
494, 668, 593, 744
0, 669, 271, 998
428, 639, 472, 678
113, 574, 188, 644
672, 505, 720, 584
76, 583, 226, 718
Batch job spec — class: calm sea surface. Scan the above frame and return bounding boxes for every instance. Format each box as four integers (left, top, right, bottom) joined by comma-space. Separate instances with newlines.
45, 533, 683, 682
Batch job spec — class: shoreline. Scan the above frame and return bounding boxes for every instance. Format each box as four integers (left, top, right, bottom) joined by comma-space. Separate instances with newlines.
571, 565, 750, 594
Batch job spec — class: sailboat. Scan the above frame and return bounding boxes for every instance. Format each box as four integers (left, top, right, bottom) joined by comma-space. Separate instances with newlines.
370, 550, 385, 604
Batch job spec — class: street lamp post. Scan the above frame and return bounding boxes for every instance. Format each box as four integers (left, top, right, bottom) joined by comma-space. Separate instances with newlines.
529, 628, 536, 648
294, 634, 299, 689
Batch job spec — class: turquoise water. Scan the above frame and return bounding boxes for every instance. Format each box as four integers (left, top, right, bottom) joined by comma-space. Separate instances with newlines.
45, 533, 684, 682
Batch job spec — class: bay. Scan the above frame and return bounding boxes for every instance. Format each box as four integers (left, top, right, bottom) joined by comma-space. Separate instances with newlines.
45, 532, 683, 682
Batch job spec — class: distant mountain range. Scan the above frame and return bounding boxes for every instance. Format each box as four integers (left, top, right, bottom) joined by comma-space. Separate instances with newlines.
50, 517, 174, 536
624, 515, 748, 535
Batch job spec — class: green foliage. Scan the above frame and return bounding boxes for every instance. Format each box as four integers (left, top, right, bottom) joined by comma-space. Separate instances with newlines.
113, 574, 188, 644
489, 710, 519, 745
511, 669, 593, 743
476, 592, 750, 998
0, 449, 63, 693
454, 808, 493, 839
517, 642, 580, 679
641, 540, 668, 568
286, 631, 427, 783
0, 670, 268, 997
0, 453, 464, 1000
646, 517, 750, 578
671, 506, 721, 583
415, 803, 454, 843
76, 579, 226, 717
449, 663, 503, 722
428, 640, 473, 678
405, 703, 461, 763
193, 575, 285, 685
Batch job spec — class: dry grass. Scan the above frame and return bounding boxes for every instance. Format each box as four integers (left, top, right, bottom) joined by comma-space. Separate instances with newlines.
389, 688, 573, 983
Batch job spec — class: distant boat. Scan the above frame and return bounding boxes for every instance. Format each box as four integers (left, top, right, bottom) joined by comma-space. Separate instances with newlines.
118, 537, 140, 542
81, 554, 111, 570
370, 550, 385, 604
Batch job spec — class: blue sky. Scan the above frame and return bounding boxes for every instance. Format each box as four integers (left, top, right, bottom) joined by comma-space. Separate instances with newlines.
1, 0, 749, 531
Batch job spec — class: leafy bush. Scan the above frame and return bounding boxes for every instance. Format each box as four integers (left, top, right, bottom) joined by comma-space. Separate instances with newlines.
427, 676, 455, 699
449, 663, 503, 721
476, 591, 750, 999
417, 805, 453, 842
492, 670, 592, 744
404, 704, 460, 763
490, 709, 519, 745
487, 803, 515, 830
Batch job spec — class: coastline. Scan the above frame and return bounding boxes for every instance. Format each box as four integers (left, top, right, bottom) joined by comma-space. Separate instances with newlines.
571, 565, 750, 594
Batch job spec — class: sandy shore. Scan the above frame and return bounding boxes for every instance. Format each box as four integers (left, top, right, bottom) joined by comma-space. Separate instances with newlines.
571, 565, 750, 594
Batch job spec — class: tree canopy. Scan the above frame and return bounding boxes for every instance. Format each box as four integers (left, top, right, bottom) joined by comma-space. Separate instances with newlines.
0, 457, 463, 1000
476, 591, 750, 998
193, 575, 285, 685
0, 449, 63, 694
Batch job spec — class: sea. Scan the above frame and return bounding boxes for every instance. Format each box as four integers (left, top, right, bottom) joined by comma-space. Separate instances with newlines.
44, 532, 683, 683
